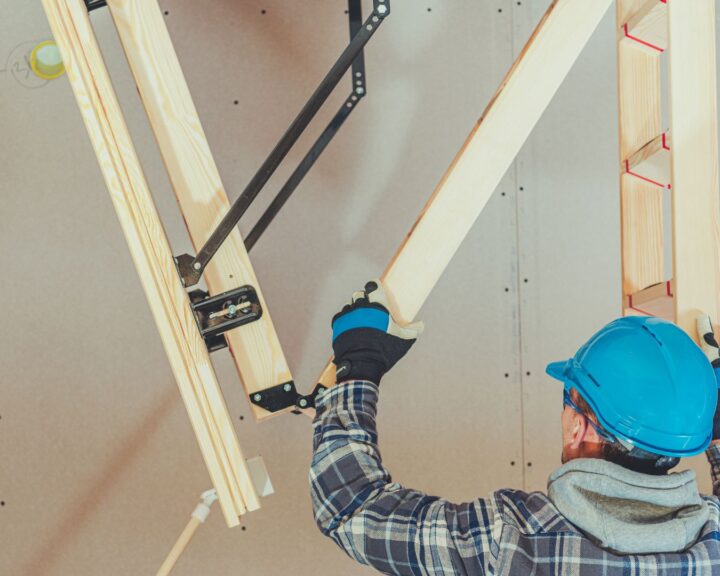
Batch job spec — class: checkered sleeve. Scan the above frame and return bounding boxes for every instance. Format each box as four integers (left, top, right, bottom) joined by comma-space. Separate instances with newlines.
310, 380, 496, 576
707, 441, 720, 497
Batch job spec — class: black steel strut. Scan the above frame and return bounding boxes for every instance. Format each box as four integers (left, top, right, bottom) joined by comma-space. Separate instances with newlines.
176, 0, 390, 286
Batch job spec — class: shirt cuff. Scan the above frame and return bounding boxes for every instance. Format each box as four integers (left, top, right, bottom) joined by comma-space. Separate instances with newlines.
315, 380, 380, 415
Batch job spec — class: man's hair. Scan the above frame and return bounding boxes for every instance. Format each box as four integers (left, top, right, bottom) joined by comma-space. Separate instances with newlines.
572, 390, 680, 475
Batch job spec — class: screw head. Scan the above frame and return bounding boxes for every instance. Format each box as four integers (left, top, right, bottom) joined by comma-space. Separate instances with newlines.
299, 398, 308, 408
283, 383, 292, 392
355, 86, 365, 95
193, 262, 201, 270
253, 393, 262, 402
377, 4, 388, 14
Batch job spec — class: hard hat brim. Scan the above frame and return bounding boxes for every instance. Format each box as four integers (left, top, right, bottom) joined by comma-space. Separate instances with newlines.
546, 360, 569, 382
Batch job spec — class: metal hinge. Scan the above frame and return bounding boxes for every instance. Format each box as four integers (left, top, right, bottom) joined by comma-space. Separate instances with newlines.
188, 285, 262, 352
249, 382, 327, 413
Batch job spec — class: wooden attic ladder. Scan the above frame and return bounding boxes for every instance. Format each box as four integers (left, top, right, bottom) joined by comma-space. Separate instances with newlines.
41, 0, 293, 527
618, 0, 720, 337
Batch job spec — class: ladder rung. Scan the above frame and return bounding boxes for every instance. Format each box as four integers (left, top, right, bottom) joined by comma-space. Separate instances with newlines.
623, 131, 671, 189
621, 0, 667, 53
625, 280, 674, 320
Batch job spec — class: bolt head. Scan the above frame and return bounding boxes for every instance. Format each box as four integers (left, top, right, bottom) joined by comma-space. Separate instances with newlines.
299, 398, 308, 408
193, 262, 202, 270
355, 86, 365, 95
377, 4, 388, 14
253, 394, 262, 402
283, 383, 292, 392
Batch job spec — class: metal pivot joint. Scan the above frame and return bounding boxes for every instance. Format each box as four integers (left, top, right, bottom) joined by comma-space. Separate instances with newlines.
249, 382, 328, 413
188, 285, 263, 352
176, 0, 391, 288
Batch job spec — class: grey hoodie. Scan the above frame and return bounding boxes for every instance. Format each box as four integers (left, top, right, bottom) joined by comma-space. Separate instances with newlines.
548, 458, 710, 554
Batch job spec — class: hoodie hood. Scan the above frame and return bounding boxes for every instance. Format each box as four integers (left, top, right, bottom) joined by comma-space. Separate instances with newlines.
547, 458, 709, 554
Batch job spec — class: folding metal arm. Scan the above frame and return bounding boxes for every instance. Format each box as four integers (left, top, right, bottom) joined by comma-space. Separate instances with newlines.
177, 0, 390, 286
244, 0, 371, 251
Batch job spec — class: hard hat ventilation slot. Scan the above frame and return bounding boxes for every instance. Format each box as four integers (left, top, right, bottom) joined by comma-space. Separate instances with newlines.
587, 373, 601, 388
641, 324, 664, 346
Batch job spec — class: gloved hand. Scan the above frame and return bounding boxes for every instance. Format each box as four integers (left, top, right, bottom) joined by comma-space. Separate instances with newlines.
697, 314, 720, 440
332, 280, 423, 385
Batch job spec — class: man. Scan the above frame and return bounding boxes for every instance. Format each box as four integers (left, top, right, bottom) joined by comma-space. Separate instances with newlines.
310, 280, 720, 575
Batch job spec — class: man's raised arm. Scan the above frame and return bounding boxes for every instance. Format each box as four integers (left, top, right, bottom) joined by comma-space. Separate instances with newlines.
309, 281, 497, 575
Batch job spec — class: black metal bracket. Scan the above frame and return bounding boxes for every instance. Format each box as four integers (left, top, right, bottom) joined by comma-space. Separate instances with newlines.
177, 0, 390, 287
244, 0, 373, 252
188, 285, 262, 352
249, 382, 328, 414
85, 0, 107, 11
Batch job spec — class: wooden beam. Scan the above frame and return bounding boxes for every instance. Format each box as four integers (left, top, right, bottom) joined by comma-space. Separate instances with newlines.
106, 0, 293, 421
41, 0, 259, 525
312, 0, 613, 390
617, 0, 664, 298
668, 0, 720, 339
620, 175, 665, 297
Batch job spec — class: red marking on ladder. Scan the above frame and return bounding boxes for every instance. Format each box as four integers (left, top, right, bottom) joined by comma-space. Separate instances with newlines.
627, 281, 673, 317
623, 23, 665, 53
628, 295, 656, 317
662, 132, 670, 151
625, 159, 668, 189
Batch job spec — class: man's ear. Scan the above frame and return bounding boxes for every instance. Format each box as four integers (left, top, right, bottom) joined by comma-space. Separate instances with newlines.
570, 411, 603, 449
569, 411, 588, 450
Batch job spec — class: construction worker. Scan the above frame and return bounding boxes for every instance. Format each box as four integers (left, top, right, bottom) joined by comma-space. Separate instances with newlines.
310, 280, 720, 575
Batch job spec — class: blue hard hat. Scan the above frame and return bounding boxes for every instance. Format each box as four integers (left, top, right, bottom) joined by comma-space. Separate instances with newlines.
546, 316, 717, 457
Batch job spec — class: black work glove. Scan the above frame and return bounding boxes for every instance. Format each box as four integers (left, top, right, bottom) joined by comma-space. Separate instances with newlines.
697, 315, 720, 440
331, 280, 423, 385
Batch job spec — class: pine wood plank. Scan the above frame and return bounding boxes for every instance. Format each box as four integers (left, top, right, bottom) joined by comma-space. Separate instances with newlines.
621, 0, 667, 54
314, 0, 614, 390
620, 175, 665, 297
106, 0, 293, 421
668, 0, 720, 339
617, 0, 664, 298
618, 0, 653, 23
624, 280, 674, 320
623, 131, 670, 189
41, 0, 259, 524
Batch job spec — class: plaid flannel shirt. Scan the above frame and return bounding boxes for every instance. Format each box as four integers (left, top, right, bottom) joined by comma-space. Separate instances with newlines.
310, 380, 720, 575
